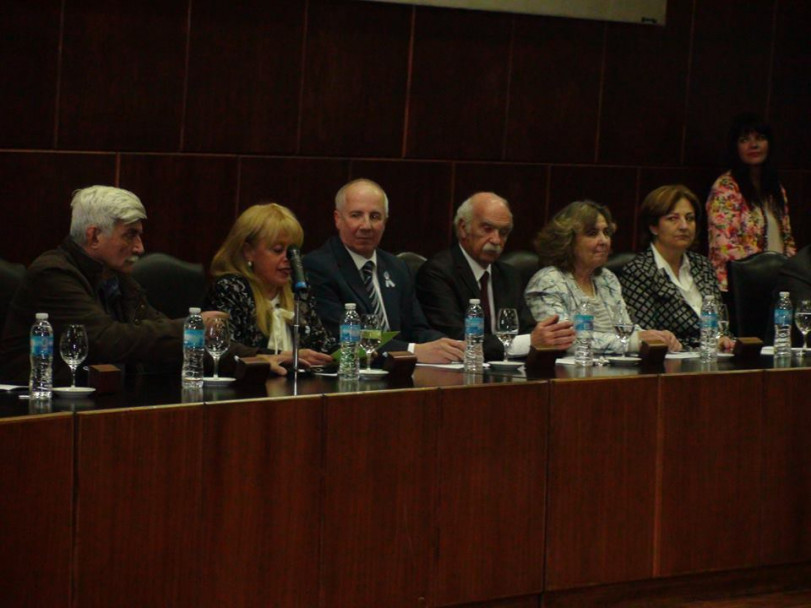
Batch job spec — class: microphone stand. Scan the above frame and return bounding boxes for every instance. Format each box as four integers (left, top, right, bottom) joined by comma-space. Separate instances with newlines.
292, 290, 302, 392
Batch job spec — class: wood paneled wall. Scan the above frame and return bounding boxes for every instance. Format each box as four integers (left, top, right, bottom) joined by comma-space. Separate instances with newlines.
2, 0, 810, 267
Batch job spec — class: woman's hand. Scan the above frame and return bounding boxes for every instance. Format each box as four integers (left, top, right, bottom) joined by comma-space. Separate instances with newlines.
719, 336, 736, 352
638, 329, 683, 352
295, 348, 335, 367
256, 353, 290, 376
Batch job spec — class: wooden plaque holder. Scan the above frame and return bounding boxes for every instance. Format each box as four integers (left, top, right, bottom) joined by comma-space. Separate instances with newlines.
234, 356, 271, 385
525, 346, 566, 377
87, 364, 123, 394
733, 337, 763, 361
382, 351, 417, 381
639, 340, 667, 368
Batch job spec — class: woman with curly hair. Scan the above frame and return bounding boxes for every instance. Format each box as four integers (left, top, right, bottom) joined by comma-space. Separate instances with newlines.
524, 200, 681, 354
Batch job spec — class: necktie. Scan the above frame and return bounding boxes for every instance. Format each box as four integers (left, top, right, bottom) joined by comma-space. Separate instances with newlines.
362, 261, 388, 329
480, 271, 491, 333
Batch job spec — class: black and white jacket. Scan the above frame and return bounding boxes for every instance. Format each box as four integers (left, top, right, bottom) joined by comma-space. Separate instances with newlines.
619, 248, 722, 348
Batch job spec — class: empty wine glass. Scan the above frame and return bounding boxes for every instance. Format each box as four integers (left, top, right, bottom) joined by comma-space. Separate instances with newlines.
59, 324, 88, 388
612, 304, 635, 358
204, 317, 230, 378
496, 308, 519, 361
360, 313, 383, 371
795, 300, 811, 357
717, 299, 730, 340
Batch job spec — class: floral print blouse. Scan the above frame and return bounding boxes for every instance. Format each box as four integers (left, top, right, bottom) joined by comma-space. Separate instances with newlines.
524, 266, 638, 354
706, 171, 796, 290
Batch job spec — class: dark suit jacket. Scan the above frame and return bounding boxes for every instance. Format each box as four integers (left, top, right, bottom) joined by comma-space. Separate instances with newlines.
303, 236, 444, 352
415, 245, 535, 361
619, 248, 722, 348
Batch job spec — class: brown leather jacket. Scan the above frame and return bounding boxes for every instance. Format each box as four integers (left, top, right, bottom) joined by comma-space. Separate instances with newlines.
0, 238, 257, 384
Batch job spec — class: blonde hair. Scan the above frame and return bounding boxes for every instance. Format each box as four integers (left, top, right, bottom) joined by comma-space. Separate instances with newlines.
211, 203, 304, 338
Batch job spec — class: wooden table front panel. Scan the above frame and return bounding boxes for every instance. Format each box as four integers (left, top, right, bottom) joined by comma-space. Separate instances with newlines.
0, 414, 73, 608
321, 388, 438, 608
200, 396, 323, 608
74, 405, 204, 608
434, 382, 548, 606
546, 376, 659, 590
761, 368, 811, 565
658, 371, 763, 577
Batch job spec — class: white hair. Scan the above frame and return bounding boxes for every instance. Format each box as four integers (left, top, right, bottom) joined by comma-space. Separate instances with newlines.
454, 192, 511, 234
335, 178, 389, 216
69, 186, 147, 243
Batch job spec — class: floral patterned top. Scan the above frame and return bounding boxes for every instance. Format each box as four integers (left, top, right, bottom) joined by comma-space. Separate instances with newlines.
706, 171, 796, 290
205, 274, 336, 353
524, 266, 639, 354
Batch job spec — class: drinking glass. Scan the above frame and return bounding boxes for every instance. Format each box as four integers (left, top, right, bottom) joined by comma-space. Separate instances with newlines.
717, 300, 730, 340
495, 308, 519, 361
612, 304, 635, 358
360, 313, 383, 371
59, 324, 89, 388
204, 317, 230, 378
795, 299, 811, 357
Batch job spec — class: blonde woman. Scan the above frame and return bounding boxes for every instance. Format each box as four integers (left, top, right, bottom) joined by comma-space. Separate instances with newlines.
206, 203, 335, 366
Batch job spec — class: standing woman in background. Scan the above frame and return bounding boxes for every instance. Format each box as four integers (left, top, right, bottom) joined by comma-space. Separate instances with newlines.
706, 113, 796, 290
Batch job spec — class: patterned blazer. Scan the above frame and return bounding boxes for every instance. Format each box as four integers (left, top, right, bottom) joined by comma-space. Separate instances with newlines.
205, 274, 336, 353
619, 249, 721, 348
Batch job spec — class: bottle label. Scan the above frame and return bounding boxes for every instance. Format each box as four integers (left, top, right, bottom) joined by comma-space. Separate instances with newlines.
701, 312, 718, 330
465, 316, 484, 336
30, 335, 53, 356
774, 309, 792, 326
340, 323, 360, 343
574, 314, 593, 332
183, 328, 204, 349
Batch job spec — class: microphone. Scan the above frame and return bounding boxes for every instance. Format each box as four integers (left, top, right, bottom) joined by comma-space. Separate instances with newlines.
287, 245, 309, 294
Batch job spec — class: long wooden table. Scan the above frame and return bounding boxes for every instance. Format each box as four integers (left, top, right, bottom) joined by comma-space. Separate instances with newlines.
1, 360, 810, 607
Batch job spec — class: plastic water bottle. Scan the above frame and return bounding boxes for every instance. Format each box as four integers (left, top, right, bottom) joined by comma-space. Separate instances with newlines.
29, 312, 54, 400
464, 299, 484, 373
774, 291, 793, 358
338, 303, 361, 379
574, 300, 594, 367
700, 295, 719, 362
182, 307, 205, 388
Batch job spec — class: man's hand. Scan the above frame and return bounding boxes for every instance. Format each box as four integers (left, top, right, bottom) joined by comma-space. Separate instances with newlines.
201, 310, 229, 329
530, 315, 575, 350
413, 337, 465, 363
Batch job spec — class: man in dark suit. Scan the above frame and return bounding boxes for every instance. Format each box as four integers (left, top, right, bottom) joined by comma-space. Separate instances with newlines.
416, 192, 575, 360
303, 178, 465, 363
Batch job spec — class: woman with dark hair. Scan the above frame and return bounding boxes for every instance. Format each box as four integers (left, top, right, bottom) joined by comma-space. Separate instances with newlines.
620, 185, 733, 350
706, 113, 796, 290
524, 200, 681, 354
